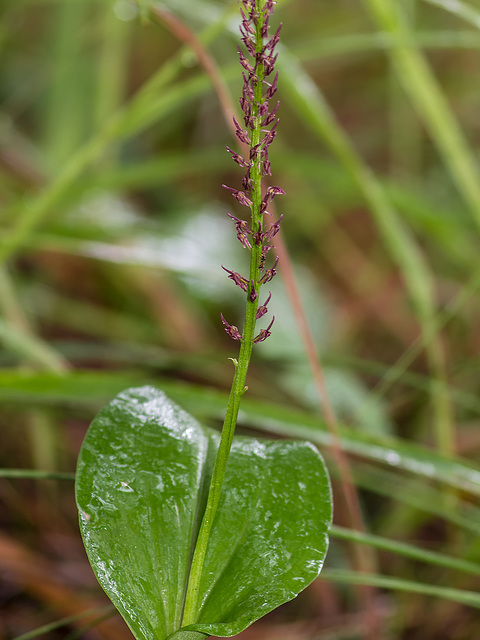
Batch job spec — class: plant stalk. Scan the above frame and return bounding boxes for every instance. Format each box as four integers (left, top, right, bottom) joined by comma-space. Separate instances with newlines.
181, 0, 273, 625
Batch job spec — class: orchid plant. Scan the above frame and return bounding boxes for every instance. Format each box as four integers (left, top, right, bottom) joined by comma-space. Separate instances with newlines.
75, 3, 332, 639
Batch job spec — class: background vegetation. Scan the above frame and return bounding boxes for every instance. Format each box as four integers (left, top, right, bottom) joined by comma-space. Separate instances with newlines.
2, 0, 480, 638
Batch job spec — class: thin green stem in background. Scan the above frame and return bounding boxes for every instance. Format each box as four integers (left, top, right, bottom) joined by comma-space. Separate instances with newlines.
0, 468, 75, 480
424, 0, 480, 28
11, 606, 114, 640
331, 525, 480, 578
320, 569, 480, 609
0, 319, 68, 373
389, 0, 420, 181
0, 268, 68, 372
94, 0, 130, 165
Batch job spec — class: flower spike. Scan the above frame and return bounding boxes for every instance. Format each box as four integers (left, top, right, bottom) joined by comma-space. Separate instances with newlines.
189, 0, 286, 621
221, 0, 283, 346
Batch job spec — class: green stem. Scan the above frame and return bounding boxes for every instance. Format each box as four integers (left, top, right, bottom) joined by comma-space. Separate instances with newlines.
0, 469, 75, 480
181, 0, 268, 626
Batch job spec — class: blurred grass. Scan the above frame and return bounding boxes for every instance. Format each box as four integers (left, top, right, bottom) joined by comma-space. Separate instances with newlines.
2, 0, 480, 639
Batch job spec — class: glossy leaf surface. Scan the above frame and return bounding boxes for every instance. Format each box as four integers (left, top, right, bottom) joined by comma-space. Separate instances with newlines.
75, 386, 332, 640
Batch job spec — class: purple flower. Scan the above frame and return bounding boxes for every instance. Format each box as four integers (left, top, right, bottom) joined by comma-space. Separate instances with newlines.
222, 266, 249, 292
220, 313, 242, 341
223, 185, 253, 208
253, 316, 275, 343
227, 213, 252, 250
226, 146, 250, 168
265, 214, 283, 241
259, 256, 279, 284
249, 280, 258, 303
256, 292, 271, 319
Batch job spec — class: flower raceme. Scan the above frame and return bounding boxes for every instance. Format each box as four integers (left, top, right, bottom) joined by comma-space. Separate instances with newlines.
221, 0, 284, 345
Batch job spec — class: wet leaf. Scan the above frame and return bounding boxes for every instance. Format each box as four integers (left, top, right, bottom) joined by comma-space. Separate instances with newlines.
75, 386, 332, 640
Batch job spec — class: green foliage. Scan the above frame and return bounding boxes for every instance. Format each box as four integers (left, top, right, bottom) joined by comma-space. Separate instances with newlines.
76, 387, 332, 640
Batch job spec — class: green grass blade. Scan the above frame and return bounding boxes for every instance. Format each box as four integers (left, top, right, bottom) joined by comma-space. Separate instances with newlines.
0, 4, 239, 267
331, 525, 480, 577
41, 0, 91, 169
294, 30, 480, 60
94, 0, 131, 162
321, 569, 480, 609
11, 606, 114, 640
364, 0, 480, 226
424, 0, 480, 27
0, 318, 67, 373
1, 373, 479, 498
350, 461, 480, 534
0, 469, 75, 480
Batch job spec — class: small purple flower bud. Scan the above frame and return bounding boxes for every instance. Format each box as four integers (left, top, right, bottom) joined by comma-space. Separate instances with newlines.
245, 115, 255, 130
227, 213, 252, 250
232, 115, 251, 145
242, 78, 255, 103
252, 221, 264, 246
260, 111, 275, 127
264, 0, 276, 14
261, 129, 277, 150
261, 146, 270, 166
238, 48, 253, 74
233, 116, 250, 144
259, 256, 279, 284
256, 292, 271, 319
267, 25, 282, 52
249, 280, 258, 302
253, 316, 275, 343
226, 146, 250, 169
249, 143, 262, 161
265, 71, 279, 100
258, 102, 270, 118
260, 186, 285, 214
239, 96, 248, 115
261, 245, 273, 266
235, 129, 251, 145
220, 313, 242, 341
242, 173, 254, 191
223, 184, 253, 208
242, 36, 256, 57
264, 56, 278, 77
265, 214, 283, 241
239, 9, 255, 35
267, 185, 286, 198
222, 266, 249, 292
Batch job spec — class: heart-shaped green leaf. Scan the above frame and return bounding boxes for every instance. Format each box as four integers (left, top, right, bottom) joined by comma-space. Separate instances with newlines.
75, 386, 332, 640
